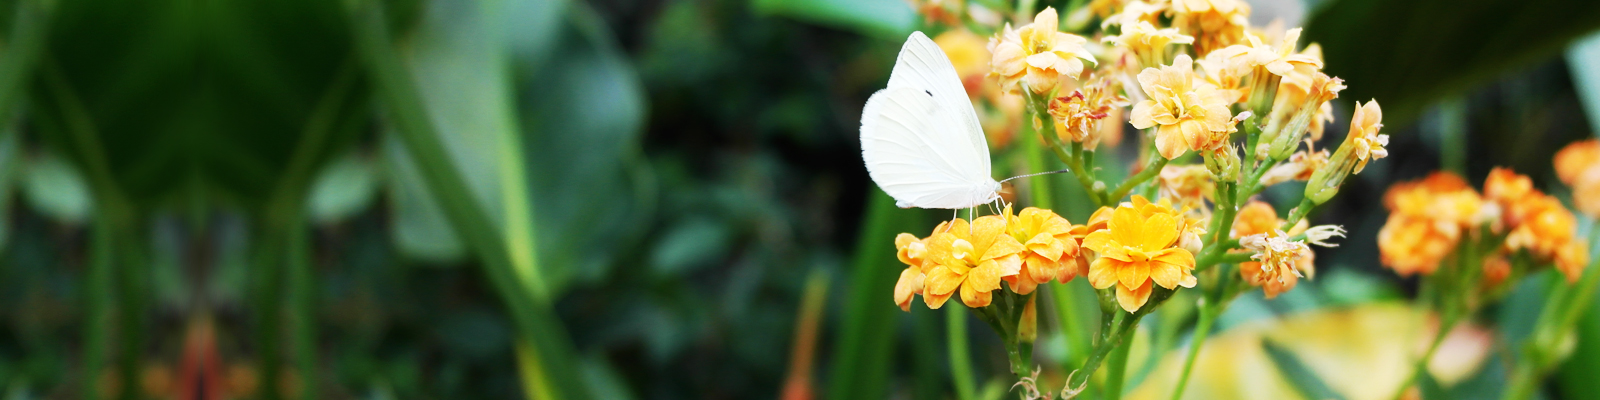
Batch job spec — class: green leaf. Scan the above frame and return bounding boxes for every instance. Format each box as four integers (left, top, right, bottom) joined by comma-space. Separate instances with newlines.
827, 191, 931, 400
306, 150, 379, 223
19, 152, 92, 224
1304, 0, 1600, 126
1261, 338, 1349, 400
1569, 32, 1600, 137
750, 0, 915, 40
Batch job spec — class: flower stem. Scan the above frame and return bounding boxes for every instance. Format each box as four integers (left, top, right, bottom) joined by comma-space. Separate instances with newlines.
1104, 333, 1135, 400
948, 305, 978, 400
1106, 154, 1170, 204
1167, 301, 1217, 400
1066, 311, 1145, 393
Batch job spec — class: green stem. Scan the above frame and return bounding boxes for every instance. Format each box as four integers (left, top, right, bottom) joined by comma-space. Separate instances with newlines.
1106, 155, 1170, 205
346, 1, 588, 398
948, 305, 977, 400
83, 217, 114, 400
1167, 302, 1217, 400
1502, 360, 1540, 400
1103, 331, 1135, 400
287, 220, 317, 400
1066, 311, 1145, 393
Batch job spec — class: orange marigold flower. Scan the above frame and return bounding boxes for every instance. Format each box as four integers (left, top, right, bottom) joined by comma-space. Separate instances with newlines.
989, 7, 1097, 94
1377, 172, 1484, 276
1003, 207, 1085, 295
1129, 55, 1235, 159
1555, 139, 1600, 217
924, 217, 1026, 308
1239, 230, 1314, 299
1083, 196, 1198, 312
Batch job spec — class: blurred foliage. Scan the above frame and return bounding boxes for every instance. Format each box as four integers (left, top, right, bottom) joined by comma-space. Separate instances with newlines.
0, 0, 1593, 399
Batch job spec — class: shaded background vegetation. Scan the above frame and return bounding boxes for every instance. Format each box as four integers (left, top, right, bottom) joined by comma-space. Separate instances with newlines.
0, 0, 1598, 399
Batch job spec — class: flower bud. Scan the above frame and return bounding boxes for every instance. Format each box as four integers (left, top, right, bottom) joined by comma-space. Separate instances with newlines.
1205, 144, 1242, 182
1267, 73, 1344, 160
1019, 295, 1038, 343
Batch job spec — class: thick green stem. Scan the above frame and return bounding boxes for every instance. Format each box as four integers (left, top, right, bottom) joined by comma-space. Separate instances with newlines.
1103, 331, 1135, 400
287, 220, 317, 400
1167, 302, 1217, 400
948, 306, 977, 400
1067, 312, 1145, 393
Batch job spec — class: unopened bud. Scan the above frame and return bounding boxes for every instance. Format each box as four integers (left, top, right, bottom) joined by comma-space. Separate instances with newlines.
1205, 145, 1241, 182
1019, 295, 1038, 343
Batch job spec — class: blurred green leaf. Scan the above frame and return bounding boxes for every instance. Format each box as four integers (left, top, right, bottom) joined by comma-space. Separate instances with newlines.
307, 150, 379, 223
828, 192, 931, 400
1262, 338, 1348, 400
1569, 32, 1600, 136
1417, 368, 1447, 400
649, 216, 730, 277
751, 0, 915, 40
19, 152, 92, 224
1305, 0, 1600, 126
0, 130, 16, 248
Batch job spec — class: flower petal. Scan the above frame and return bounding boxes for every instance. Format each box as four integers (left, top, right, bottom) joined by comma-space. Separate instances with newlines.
924, 266, 964, 296
1088, 258, 1120, 289
1117, 260, 1151, 291
1115, 280, 1153, 313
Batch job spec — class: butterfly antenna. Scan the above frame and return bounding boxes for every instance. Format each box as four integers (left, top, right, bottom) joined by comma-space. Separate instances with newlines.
999, 169, 1074, 184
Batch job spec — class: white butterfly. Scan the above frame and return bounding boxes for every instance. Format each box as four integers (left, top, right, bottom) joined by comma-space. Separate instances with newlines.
860, 31, 1001, 209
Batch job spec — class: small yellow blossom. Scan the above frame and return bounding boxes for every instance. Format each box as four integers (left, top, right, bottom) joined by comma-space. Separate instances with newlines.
1344, 100, 1388, 174
1004, 207, 1085, 295
1237, 28, 1323, 77
1555, 139, 1600, 217
924, 217, 1026, 308
893, 231, 932, 311
1169, 0, 1250, 57
1196, 45, 1252, 104
989, 7, 1097, 94
1129, 55, 1235, 159
1104, 20, 1194, 70
1049, 77, 1129, 150
1082, 196, 1199, 312
1239, 230, 1314, 299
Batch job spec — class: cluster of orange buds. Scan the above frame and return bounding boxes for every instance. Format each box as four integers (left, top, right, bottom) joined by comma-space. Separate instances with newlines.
892, 207, 1084, 311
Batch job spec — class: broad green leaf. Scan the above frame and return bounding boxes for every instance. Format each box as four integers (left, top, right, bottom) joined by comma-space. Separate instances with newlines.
827, 192, 932, 400
750, 0, 915, 40
1569, 32, 1600, 136
1304, 0, 1600, 126
306, 150, 379, 223
19, 152, 92, 224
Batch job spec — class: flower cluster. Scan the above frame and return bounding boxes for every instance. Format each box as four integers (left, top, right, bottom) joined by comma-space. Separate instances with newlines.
1377, 168, 1588, 282
893, 207, 1083, 310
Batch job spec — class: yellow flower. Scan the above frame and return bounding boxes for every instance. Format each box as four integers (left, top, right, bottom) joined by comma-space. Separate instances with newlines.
1239, 230, 1314, 299
1237, 28, 1323, 77
1129, 55, 1235, 159
1103, 20, 1194, 70
1344, 100, 1388, 174
1049, 77, 1129, 150
1082, 196, 1198, 313
893, 232, 931, 311
989, 7, 1097, 94
1170, 0, 1250, 57
1555, 139, 1600, 217
1377, 173, 1483, 276
1196, 45, 1252, 104
924, 217, 1026, 308
1003, 207, 1084, 295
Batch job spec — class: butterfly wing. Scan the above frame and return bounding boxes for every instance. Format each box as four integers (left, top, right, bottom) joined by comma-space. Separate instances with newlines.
861, 87, 1000, 209
885, 31, 992, 181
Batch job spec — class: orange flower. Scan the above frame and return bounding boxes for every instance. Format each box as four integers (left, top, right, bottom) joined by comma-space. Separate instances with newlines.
1082, 196, 1198, 312
989, 7, 1097, 94
1231, 200, 1280, 238
1239, 231, 1314, 299
1556, 139, 1600, 217
1259, 146, 1329, 187
1482, 167, 1587, 281
1557, 241, 1590, 283
1482, 254, 1512, 289
893, 232, 932, 311
924, 217, 1026, 308
1004, 207, 1085, 295
1129, 55, 1235, 159
1377, 173, 1483, 276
